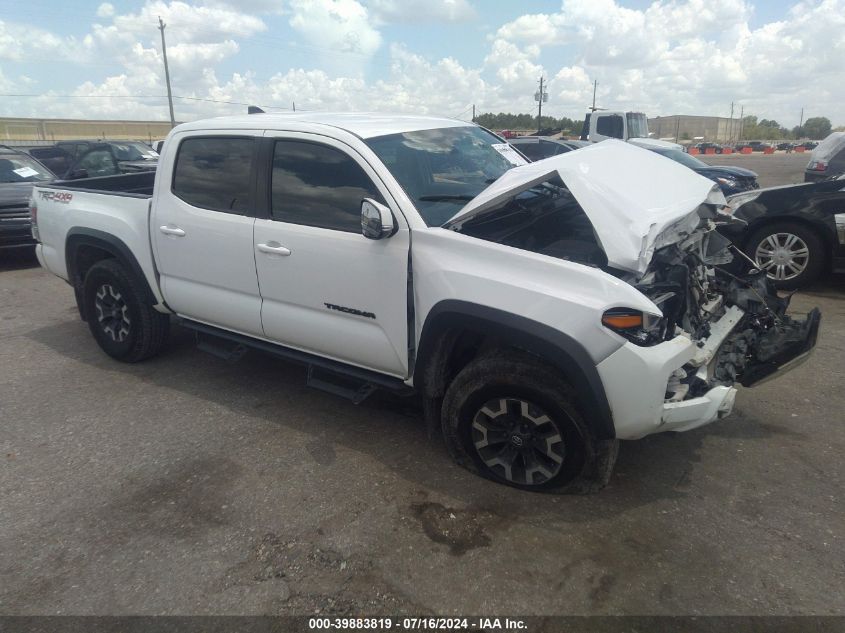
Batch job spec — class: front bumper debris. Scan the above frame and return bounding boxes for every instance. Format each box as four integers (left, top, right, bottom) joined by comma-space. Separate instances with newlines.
738, 308, 821, 387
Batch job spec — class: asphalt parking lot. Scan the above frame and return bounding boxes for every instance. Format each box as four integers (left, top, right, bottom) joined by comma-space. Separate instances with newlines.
1, 154, 843, 616
699, 150, 809, 188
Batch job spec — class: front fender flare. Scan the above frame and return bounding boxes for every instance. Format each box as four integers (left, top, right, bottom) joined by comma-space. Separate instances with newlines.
414, 300, 615, 440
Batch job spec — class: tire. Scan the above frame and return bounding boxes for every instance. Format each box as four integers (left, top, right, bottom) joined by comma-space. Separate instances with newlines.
82, 258, 169, 362
744, 221, 825, 290
441, 349, 618, 493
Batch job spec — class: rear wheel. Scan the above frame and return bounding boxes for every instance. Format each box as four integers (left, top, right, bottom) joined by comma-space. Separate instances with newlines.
83, 259, 169, 362
441, 350, 617, 493
745, 222, 825, 290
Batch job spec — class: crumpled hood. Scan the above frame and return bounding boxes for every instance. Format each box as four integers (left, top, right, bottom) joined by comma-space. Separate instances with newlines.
445, 139, 726, 275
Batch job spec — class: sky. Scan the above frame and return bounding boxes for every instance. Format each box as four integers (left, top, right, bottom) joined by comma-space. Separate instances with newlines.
0, 0, 843, 127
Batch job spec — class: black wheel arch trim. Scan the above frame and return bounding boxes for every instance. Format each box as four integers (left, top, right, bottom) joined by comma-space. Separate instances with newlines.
414, 300, 615, 440
65, 228, 157, 310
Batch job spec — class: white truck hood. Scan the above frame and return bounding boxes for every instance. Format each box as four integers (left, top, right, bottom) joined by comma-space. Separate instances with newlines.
445, 139, 725, 275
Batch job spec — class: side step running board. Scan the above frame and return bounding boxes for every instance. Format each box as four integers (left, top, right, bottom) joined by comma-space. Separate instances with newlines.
181, 318, 414, 403
306, 366, 377, 404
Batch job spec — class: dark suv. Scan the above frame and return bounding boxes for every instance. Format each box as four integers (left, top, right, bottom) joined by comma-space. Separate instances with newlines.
0, 146, 54, 251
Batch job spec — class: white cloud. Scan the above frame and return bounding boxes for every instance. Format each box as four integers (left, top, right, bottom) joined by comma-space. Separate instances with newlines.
288, 0, 381, 76
1, 0, 843, 128
96, 3, 115, 18
368, 0, 476, 23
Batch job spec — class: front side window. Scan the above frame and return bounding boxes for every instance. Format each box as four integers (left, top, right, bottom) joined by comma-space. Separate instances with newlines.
172, 137, 254, 213
366, 126, 516, 227
271, 140, 383, 232
626, 113, 649, 139
78, 149, 118, 177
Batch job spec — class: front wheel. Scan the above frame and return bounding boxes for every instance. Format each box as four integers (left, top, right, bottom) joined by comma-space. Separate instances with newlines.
745, 222, 825, 290
83, 259, 169, 362
441, 350, 617, 493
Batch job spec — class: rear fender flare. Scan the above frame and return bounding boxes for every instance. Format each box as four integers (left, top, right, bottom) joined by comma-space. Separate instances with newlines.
65, 228, 157, 317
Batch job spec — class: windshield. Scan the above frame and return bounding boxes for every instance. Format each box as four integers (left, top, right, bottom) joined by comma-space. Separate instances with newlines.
0, 152, 54, 183
626, 113, 649, 139
652, 148, 708, 170
110, 142, 159, 161
366, 126, 520, 226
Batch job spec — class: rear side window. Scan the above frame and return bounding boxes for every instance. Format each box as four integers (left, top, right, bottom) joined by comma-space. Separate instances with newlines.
596, 115, 624, 139
172, 137, 254, 213
77, 149, 118, 177
513, 141, 545, 161
271, 140, 383, 232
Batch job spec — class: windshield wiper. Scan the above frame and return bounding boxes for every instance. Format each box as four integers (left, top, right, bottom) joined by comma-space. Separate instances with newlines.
418, 194, 477, 202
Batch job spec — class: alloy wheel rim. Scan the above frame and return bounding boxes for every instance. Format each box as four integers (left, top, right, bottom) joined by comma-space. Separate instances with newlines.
754, 232, 809, 281
471, 397, 565, 486
95, 283, 131, 342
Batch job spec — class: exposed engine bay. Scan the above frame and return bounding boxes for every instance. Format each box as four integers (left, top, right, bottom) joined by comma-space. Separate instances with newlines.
456, 179, 821, 399
630, 223, 820, 397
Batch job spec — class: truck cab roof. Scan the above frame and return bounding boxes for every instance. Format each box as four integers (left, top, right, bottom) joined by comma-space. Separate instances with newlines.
173, 112, 472, 140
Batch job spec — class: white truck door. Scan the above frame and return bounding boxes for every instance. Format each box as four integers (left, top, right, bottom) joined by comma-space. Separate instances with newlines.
253, 133, 410, 377
151, 132, 263, 336
590, 113, 626, 142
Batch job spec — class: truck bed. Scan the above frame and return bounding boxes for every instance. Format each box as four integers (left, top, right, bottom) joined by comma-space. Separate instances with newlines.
33, 170, 165, 307
48, 171, 155, 197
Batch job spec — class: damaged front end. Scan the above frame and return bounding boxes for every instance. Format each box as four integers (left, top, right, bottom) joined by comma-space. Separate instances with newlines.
631, 217, 821, 402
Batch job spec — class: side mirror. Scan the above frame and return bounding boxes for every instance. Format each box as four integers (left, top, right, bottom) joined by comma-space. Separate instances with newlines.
361, 198, 394, 240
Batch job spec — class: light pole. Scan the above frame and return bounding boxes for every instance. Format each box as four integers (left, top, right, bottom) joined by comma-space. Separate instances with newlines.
534, 77, 548, 132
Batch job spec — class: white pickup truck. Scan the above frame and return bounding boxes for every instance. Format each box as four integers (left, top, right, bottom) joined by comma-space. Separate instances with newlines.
581, 111, 682, 150
31, 113, 820, 492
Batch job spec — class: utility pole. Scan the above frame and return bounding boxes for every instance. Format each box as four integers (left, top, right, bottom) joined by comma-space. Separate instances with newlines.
292, 102, 296, 112
158, 17, 176, 128
472, 104, 475, 122
534, 77, 548, 132
798, 107, 804, 137
729, 101, 734, 144
590, 80, 598, 111
738, 105, 744, 141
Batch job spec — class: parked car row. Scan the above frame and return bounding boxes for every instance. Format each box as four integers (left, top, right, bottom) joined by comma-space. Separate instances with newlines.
508, 137, 761, 196
25, 140, 158, 180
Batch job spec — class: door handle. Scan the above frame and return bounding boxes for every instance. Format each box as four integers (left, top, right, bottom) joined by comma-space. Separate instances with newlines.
159, 225, 186, 237
257, 242, 291, 256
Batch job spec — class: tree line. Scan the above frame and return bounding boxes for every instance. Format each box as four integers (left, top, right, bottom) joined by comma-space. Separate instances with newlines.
474, 112, 840, 140
737, 116, 836, 141
473, 113, 582, 135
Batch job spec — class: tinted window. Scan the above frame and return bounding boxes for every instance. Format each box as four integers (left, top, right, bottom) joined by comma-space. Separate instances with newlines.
596, 115, 624, 139
830, 147, 845, 172
172, 137, 254, 213
0, 152, 54, 182
512, 141, 545, 161
271, 141, 382, 232
78, 149, 118, 177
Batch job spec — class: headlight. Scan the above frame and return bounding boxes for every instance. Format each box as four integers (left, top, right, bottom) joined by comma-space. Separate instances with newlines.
602, 308, 664, 346
715, 176, 738, 187
725, 190, 761, 213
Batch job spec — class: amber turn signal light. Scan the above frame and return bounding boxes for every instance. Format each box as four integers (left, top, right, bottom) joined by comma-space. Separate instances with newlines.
602, 310, 643, 330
